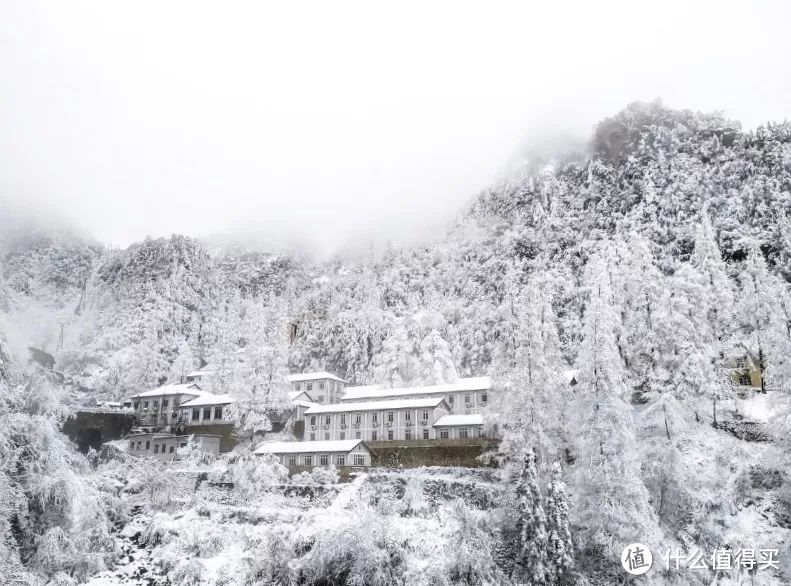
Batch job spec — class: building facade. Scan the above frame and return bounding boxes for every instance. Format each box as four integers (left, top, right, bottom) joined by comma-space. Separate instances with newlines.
303, 397, 451, 442
127, 432, 222, 460
339, 377, 491, 415
255, 439, 372, 468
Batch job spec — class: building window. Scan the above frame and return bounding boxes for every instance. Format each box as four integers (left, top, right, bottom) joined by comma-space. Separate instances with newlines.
735, 357, 748, 369
388, 411, 394, 422
310, 433, 315, 441
423, 428, 430, 439
336, 454, 345, 466
476, 428, 484, 438
387, 430, 393, 440
169, 445, 175, 453
405, 411, 411, 421
371, 431, 377, 441
341, 414, 346, 424
459, 428, 469, 439
154, 444, 159, 454
288, 455, 297, 466
162, 399, 169, 409
739, 373, 752, 386
143, 401, 149, 409
325, 415, 331, 425
129, 441, 134, 450
145, 441, 151, 450
319, 382, 325, 390
481, 393, 487, 404
405, 429, 411, 440
355, 431, 361, 439
448, 395, 454, 404
192, 408, 200, 421
310, 415, 316, 425
440, 428, 449, 439
203, 407, 211, 420
307, 383, 313, 391
137, 442, 142, 450
319, 454, 329, 466
353, 454, 365, 466
324, 432, 330, 440
372, 413, 378, 423
214, 406, 223, 420
422, 410, 429, 420
464, 394, 471, 404
180, 442, 187, 448
317, 396, 324, 403
133, 402, 139, 410
304, 455, 313, 466
354, 414, 361, 424
340, 432, 345, 440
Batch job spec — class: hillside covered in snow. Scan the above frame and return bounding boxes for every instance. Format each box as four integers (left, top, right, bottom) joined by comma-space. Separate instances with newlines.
2, 102, 791, 584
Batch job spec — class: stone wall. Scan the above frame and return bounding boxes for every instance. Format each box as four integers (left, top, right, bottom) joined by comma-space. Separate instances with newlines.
368, 438, 499, 469
62, 411, 136, 453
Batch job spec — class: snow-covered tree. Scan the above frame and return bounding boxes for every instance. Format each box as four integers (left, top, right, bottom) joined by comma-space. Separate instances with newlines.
511, 450, 549, 585
545, 462, 573, 585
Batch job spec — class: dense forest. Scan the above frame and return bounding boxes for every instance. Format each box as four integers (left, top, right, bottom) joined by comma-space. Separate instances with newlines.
2, 102, 791, 584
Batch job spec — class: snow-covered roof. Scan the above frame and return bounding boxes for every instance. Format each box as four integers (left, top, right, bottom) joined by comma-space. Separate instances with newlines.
340, 376, 491, 401
180, 393, 235, 408
433, 414, 484, 427
287, 371, 347, 384
304, 397, 447, 414
292, 399, 318, 409
254, 439, 367, 455
130, 383, 206, 399
288, 390, 313, 401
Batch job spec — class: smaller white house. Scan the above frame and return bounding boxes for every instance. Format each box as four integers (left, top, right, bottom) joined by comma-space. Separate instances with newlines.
288, 372, 347, 404
254, 439, 372, 468
127, 432, 222, 460
184, 365, 217, 384
179, 393, 235, 426
432, 414, 485, 439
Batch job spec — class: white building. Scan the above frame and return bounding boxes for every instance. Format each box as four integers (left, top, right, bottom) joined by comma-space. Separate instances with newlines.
179, 393, 235, 426
127, 432, 222, 460
432, 414, 485, 439
129, 382, 208, 429
287, 371, 347, 404
303, 397, 451, 442
254, 439, 372, 468
339, 376, 491, 415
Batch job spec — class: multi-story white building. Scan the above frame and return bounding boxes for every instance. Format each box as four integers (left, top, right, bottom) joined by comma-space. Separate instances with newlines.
302, 397, 451, 442
129, 382, 207, 429
339, 377, 491, 415
287, 371, 347, 404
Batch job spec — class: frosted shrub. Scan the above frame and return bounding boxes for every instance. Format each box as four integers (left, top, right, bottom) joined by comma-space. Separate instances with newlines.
169, 558, 205, 586
291, 465, 340, 486
223, 451, 288, 497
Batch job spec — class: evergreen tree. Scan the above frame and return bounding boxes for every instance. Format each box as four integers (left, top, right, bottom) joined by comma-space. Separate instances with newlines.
545, 462, 573, 585
511, 449, 549, 586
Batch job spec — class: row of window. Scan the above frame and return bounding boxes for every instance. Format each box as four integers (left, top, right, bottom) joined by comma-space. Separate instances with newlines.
134, 398, 179, 411
129, 440, 188, 454
285, 453, 366, 467
295, 380, 343, 392
307, 427, 484, 441
190, 406, 224, 422
308, 409, 431, 426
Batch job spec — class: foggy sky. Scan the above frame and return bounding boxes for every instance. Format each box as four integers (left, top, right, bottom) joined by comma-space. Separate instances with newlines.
1, 1, 789, 255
